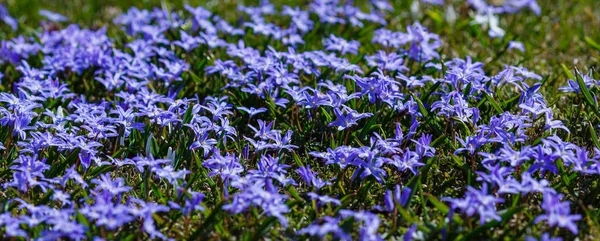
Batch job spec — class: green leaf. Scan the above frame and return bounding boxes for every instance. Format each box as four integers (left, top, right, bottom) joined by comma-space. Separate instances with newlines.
87, 165, 115, 179
584, 36, 600, 52
431, 134, 447, 148
501, 95, 521, 111
555, 159, 578, 198
358, 116, 379, 140
285, 185, 302, 201
411, 93, 429, 119
320, 107, 332, 123
561, 64, 576, 80
462, 82, 472, 97
187, 70, 204, 84
397, 206, 417, 223
484, 92, 504, 114
425, 194, 449, 213
150, 182, 166, 201
421, 82, 442, 103
189, 201, 226, 240
183, 103, 195, 124
405, 157, 436, 206
252, 217, 277, 241
425, 194, 464, 225
48, 148, 80, 177
589, 122, 600, 149
425, 10, 443, 25
76, 210, 94, 239
335, 193, 357, 212
290, 151, 304, 167
111, 147, 127, 158
575, 69, 599, 116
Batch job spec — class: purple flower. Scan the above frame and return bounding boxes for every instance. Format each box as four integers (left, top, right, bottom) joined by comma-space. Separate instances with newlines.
152, 165, 190, 186
422, 0, 444, 5
297, 216, 350, 240
307, 192, 341, 206
12, 113, 35, 140
454, 132, 490, 155
0, 4, 17, 30
352, 151, 387, 183
110, 106, 145, 137
383, 185, 412, 212
268, 130, 298, 151
204, 152, 243, 196
311, 146, 360, 169
266, 64, 298, 86
1, 214, 26, 238
39, 10, 68, 22
412, 134, 436, 159
223, 181, 290, 227
390, 149, 424, 174
544, 111, 569, 133
91, 173, 132, 196
559, 70, 597, 94
443, 183, 504, 225
248, 119, 276, 140
528, 144, 560, 175
282, 6, 314, 33
404, 224, 419, 241
497, 144, 534, 167
173, 30, 201, 52
534, 192, 581, 234
215, 117, 237, 144
301, 89, 330, 109
198, 97, 233, 120
296, 165, 330, 190
206, 59, 238, 76
310, 0, 346, 24
237, 106, 267, 119
179, 190, 206, 216
366, 51, 408, 72
4, 155, 51, 193
508, 41, 525, 52
131, 200, 170, 239
339, 210, 383, 241
248, 155, 295, 188
324, 34, 360, 55
519, 172, 554, 195
244, 136, 276, 151
372, 0, 394, 11
79, 192, 135, 231
189, 131, 217, 156
525, 233, 563, 241
347, 73, 392, 104
328, 107, 373, 130
406, 22, 442, 61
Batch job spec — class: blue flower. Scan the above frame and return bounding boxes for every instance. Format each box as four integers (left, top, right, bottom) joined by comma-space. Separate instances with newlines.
237, 106, 267, 119
324, 34, 360, 55
328, 107, 373, 130
297, 216, 350, 240
383, 185, 412, 212
443, 183, 504, 225
39, 10, 68, 22
0, 4, 17, 30
535, 192, 582, 234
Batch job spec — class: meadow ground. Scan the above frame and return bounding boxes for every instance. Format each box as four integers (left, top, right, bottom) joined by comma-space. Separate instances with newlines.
1, 0, 600, 240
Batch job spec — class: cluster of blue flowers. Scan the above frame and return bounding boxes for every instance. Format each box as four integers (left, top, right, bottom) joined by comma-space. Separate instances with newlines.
0, 0, 590, 240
